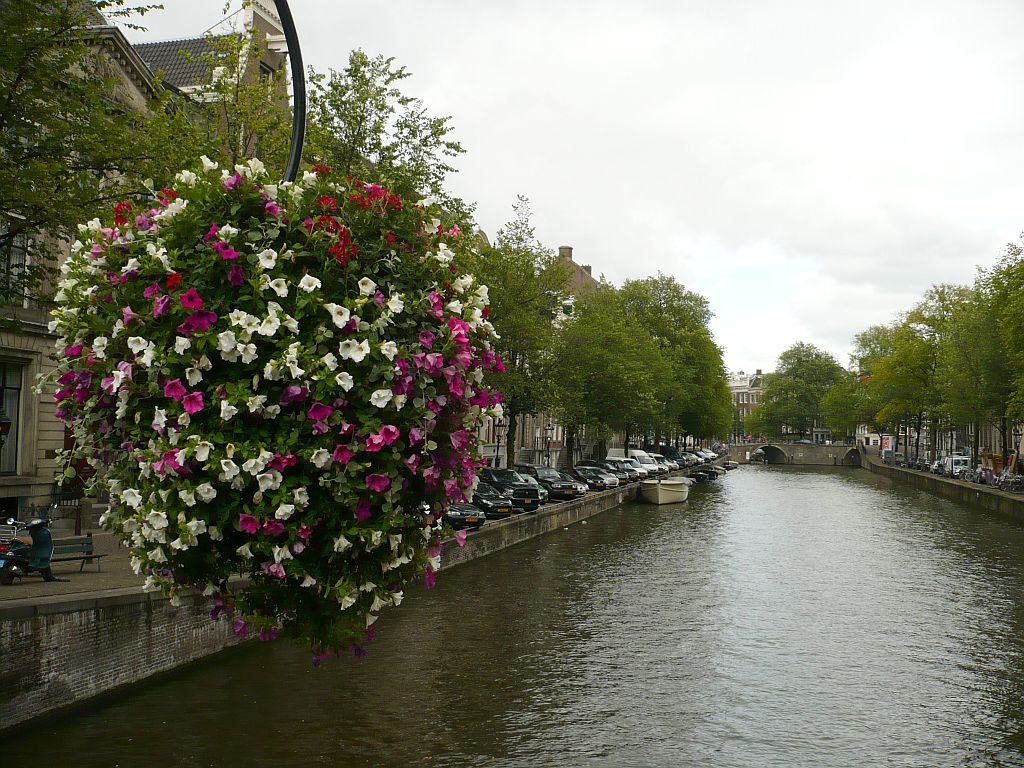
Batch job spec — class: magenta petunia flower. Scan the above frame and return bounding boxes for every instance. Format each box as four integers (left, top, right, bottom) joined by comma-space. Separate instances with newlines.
211, 241, 240, 260
152, 294, 171, 318
279, 385, 309, 405
182, 391, 204, 414
424, 566, 437, 589
176, 310, 218, 336
238, 513, 260, 534
227, 264, 246, 286
222, 172, 242, 191
307, 402, 333, 422
202, 223, 219, 242
355, 498, 372, 521
365, 473, 392, 493
418, 330, 435, 349
63, 344, 84, 357
179, 289, 203, 310
143, 282, 162, 299
404, 454, 420, 473
262, 519, 285, 537
163, 378, 187, 401
454, 529, 468, 548
262, 562, 286, 580
332, 444, 356, 464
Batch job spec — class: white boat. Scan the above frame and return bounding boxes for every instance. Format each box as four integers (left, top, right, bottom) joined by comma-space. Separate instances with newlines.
640, 478, 690, 505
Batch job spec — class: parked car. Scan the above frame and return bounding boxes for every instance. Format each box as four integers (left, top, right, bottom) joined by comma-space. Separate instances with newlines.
516, 465, 587, 501
650, 453, 679, 471
477, 468, 542, 512
616, 456, 651, 478
518, 474, 549, 504
570, 466, 619, 490
471, 482, 515, 519
443, 503, 487, 530
677, 452, 701, 467
578, 459, 633, 484
626, 449, 666, 475
942, 455, 972, 478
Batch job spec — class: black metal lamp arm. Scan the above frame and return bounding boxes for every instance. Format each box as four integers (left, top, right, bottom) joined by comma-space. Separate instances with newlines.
273, 0, 306, 182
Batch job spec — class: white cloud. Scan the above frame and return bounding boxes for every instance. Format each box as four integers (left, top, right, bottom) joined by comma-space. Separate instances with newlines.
126, 0, 1024, 372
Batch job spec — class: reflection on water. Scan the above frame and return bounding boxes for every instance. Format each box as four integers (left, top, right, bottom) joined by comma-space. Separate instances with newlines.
9, 467, 1024, 767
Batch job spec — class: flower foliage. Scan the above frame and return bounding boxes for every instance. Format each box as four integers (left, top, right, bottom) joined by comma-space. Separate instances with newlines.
48, 158, 503, 653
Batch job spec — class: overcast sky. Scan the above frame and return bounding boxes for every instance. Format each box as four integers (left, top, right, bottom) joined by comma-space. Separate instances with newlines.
122, 1, 1024, 374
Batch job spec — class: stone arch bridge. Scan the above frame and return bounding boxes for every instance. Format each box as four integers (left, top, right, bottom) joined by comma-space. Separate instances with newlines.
731, 443, 861, 467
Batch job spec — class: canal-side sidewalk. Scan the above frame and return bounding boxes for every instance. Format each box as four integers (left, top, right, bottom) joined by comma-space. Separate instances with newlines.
0, 531, 140, 601
860, 447, 1024, 523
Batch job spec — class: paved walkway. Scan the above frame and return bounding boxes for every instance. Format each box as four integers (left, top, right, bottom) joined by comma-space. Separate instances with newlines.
0, 531, 143, 602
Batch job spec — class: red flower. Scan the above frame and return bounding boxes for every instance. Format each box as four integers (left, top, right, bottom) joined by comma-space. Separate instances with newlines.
315, 196, 338, 211
113, 201, 134, 227
166, 272, 183, 289
158, 188, 179, 204
311, 164, 332, 177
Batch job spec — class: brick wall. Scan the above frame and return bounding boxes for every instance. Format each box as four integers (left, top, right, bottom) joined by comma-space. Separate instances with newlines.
0, 588, 243, 731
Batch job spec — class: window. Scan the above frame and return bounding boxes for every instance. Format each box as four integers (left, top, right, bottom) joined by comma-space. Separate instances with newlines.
0, 219, 29, 305
0, 362, 22, 474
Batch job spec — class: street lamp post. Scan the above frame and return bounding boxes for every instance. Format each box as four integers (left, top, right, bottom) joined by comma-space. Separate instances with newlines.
494, 417, 505, 468
545, 422, 554, 467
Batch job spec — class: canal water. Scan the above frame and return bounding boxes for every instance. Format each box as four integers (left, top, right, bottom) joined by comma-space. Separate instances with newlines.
9, 467, 1024, 767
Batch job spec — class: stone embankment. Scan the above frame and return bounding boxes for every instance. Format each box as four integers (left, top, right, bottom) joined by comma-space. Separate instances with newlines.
860, 448, 1024, 523
1, 465, 708, 733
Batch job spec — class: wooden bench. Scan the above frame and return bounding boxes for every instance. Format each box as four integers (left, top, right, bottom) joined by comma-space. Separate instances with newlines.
51, 533, 107, 572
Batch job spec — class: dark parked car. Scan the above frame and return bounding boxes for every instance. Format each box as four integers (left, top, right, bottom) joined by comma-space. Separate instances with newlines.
471, 482, 515, 519
578, 459, 638, 483
477, 468, 541, 512
518, 474, 549, 504
570, 466, 619, 490
516, 465, 587, 501
443, 503, 487, 530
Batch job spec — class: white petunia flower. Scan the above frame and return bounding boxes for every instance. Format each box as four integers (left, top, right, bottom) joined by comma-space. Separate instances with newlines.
178, 489, 196, 507
236, 543, 253, 559
266, 278, 288, 297
275, 503, 295, 520
257, 315, 281, 336
174, 336, 192, 354
186, 367, 202, 387
195, 483, 217, 502
194, 441, 213, 462
379, 341, 398, 361
370, 389, 393, 408
445, 299, 463, 314
201, 155, 218, 171
127, 336, 149, 355
357, 277, 377, 296
257, 249, 277, 269
321, 352, 338, 371
220, 400, 239, 421
121, 489, 143, 509
239, 344, 259, 364
301, 575, 317, 587
152, 408, 167, 431
335, 372, 354, 391
298, 275, 321, 292
386, 294, 404, 313
293, 487, 309, 507
323, 302, 350, 328
338, 339, 370, 362
220, 459, 240, 480
217, 330, 238, 353
145, 510, 168, 529
311, 449, 332, 469
333, 534, 352, 553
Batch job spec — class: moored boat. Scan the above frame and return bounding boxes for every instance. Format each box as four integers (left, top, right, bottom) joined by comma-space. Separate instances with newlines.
639, 478, 691, 505
722, 460, 739, 470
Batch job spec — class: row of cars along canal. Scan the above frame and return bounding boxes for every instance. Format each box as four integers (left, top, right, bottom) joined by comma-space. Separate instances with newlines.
442, 448, 729, 530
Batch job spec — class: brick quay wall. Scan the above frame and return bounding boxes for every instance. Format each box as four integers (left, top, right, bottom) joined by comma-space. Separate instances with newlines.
0, 476, 662, 733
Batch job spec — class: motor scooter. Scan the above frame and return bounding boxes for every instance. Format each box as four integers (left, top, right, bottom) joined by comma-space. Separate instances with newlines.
0, 517, 65, 584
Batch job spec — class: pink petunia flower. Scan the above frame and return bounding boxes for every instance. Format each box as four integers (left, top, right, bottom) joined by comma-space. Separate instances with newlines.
307, 402, 333, 422
418, 330, 435, 349
425, 566, 437, 589
262, 561, 286, 580
262, 519, 285, 537
332, 444, 356, 464
454, 529, 468, 548
143, 282, 162, 299
177, 310, 218, 336
152, 294, 171, 318
163, 378, 187, 401
238, 513, 260, 534
179, 289, 203, 310
222, 172, 242, 191
365, 473, 392, 493
355, 498, 372, 521
182, 391, 205, 414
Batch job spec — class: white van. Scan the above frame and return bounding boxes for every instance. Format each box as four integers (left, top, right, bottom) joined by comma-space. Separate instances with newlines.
942, 455, 972, 477
628, 449, 666, 475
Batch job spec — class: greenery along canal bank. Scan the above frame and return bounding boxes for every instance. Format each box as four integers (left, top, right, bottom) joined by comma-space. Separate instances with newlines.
0, 473, 677, 734
861, 448, 1024, 523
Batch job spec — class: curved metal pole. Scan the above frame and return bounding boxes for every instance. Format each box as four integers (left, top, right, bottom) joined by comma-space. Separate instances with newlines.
273, 0, 306, 182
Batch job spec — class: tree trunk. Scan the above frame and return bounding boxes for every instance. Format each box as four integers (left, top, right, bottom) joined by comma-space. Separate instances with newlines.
505, 409, 517, 469
914, 413, 923, 461
564, 424, 577, 470
1001, 416, 1010, 463
972, 422, 980, 465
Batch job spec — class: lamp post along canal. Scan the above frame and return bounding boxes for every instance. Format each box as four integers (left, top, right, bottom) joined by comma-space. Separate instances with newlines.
545, 421, 554, 467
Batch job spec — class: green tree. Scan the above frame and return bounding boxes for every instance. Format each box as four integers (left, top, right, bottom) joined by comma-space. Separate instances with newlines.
548, 286, 674, 460
750, 342, 844, 439
468, 197, 569, 467
0, 0, 166, 311
305, 50, 469, 220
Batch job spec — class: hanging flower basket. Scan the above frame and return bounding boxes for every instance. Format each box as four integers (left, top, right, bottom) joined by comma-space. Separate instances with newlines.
48, 159, 503, 653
